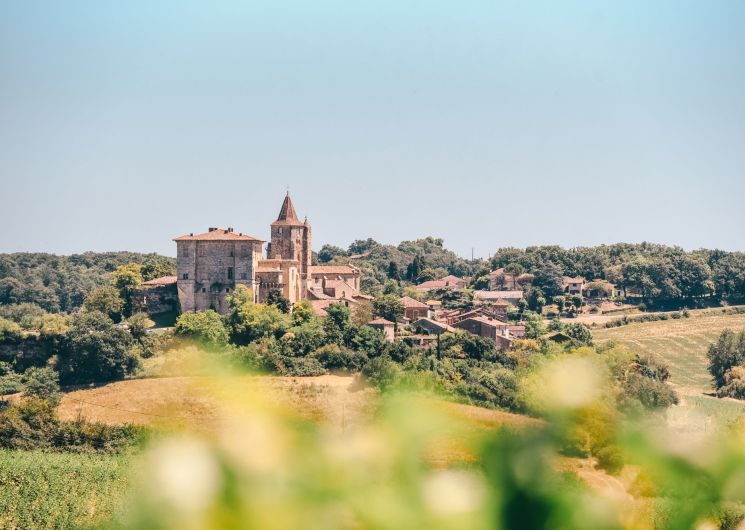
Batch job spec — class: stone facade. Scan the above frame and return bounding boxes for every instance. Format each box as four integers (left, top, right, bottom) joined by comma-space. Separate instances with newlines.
132, 276, 179, 315
174, 228, 263, 313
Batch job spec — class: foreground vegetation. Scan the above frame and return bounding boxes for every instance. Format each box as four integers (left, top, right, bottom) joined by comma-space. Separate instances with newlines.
0, 449, 131, 529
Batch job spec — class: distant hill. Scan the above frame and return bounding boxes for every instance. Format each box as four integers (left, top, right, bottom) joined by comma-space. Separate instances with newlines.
0, 252, 175, 313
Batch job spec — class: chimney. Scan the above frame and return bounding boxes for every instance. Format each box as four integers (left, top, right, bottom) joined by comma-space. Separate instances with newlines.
208, 227, 218, 232
227, 227, 233, 232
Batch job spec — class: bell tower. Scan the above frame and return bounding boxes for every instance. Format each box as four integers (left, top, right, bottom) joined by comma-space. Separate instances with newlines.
267, 193, 312, 293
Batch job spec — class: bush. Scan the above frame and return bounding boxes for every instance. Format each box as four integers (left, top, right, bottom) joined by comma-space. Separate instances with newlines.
0, 317, 24, 344
0, 398, 144, 452
56, 311, 140, 385
596, 445, 624, 475
174, 310, 229, 347
312, 344, 367, 372
281, 356, 326, 377
361, 356, 400, 391
22, 367, 61, 405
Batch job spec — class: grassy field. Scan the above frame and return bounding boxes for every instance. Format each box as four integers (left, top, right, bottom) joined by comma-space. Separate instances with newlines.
0, 450, 131, 529
593, 311, 745, 391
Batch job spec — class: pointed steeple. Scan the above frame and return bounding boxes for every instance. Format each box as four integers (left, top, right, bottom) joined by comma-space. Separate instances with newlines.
272, 192, 303, 226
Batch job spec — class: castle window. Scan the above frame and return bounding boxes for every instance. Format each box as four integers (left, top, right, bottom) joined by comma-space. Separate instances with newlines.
182, 248, 189, 257
278, 227, 283, 234
202, 288, 206, 293
229, 249, 234, 257
240, 273, 247, 280
182, 273, 189, 280
227, 267, 234, 280
226, 288, 230, 293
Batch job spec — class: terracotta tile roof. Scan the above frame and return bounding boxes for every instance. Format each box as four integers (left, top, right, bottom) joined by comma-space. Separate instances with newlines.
369, 318, 394, 325
174, 228, 263, 242
309, 265, 359, 275
400, 296, 429, 309
562, 276, 585, 283
142, 275, 177, 286
412, 317, 457, 334
271, 193, 305, 226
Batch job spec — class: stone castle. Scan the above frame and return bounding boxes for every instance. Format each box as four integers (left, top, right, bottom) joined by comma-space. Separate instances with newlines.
171, 194, 365, 314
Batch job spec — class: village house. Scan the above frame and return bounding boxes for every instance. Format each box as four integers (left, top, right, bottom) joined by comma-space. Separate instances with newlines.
473, 290, 524, 306
368, 318, 396, 342
487, 268, 520, 290
400, 296, 430, 321
415, 274, 466, 292
452, 316, 520, 351
562, 276, 585, 296
412, 317, 457, 335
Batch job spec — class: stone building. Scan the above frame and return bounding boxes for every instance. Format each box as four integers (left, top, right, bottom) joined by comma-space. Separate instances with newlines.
174, 228, 264, 313
174, 193, 353, 315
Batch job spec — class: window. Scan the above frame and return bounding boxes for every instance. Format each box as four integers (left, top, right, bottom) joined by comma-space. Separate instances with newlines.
182, 273, 189, 280
229, 249, 234, 257
227, 267, 234, 280
226, 288, 230, 293
240, 273, 247, 280
202, 288, 206, 293
182, 248, 189, 257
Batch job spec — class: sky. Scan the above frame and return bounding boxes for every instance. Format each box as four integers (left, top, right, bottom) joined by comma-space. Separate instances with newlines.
1, 0, 743, 259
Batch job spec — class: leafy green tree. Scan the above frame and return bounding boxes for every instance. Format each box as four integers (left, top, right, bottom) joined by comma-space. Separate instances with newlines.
373, 295, 404, 329
564, 323, 593, 346
111, 263, 143, 317
387, 261, 400, 281
522, 312, 546, 339
175, 310, 229, 346
0, 317, 24, 344
323, 303, 352, 345
127, 312, 155, 341
83, 286, 124, 322
318, 244, 348, 263
22, 367, 62, 406
57, 311, 139, 384
291, 300, 316, 326
351, 326, 388, 358
707, 329, 745, 389
553, 295, 566, 314
266, 289, 291, 313
406, 255, 424, 282
225, 286, 289, 345
532, 262, 565, 297
360, 356, 400, 390
140, 257, 176, 281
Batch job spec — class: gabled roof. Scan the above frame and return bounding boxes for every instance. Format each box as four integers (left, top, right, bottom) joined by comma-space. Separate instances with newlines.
369, 318, 394, 326
474, 290, 523, 299
400, 296, 429, 309
271, 193, 305, 226
309, 265, 359, 275
174, 228, 263, 242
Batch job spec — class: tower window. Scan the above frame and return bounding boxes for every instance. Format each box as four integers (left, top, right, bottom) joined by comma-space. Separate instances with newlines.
227, 267, 234, 280
182, 273, 189, 280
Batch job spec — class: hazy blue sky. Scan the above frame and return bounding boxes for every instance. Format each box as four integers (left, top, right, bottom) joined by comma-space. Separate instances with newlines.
1, 1, 743, 258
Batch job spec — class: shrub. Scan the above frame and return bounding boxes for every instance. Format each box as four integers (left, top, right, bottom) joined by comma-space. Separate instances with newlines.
281, 356, 326, 377
0, 318, 24, 344
174, 310, 229, 347
596, 445, 624, 475
22, 367, 61, 405
312, 344, 367, 372
361, 356, 400, 391
56, 311, 140, 385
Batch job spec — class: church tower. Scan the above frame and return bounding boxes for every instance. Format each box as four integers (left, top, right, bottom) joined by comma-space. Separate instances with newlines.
267, 193, 312, 294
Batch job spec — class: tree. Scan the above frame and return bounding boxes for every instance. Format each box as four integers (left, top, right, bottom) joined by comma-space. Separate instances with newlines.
553, 295, 566, 314
175, 310, 229, 346
387, 261, 400, 281
57, 311, 139, 384
292, 300, 316, 327
707, 329, 745, 390
323, 303, 352, 345
83, 286, 124, 322
225, 287, 289, 345
407, 256, 424, 282
351, 326, 388, 358
141, 257, 176, 282
564, 323, 593, 346
373, 295, 404, 329
532, 263, 565, 298
111, 263, 143, 317
522, 312, 546, 339
266, 289, 291, 313
127, 312, 155, 341
318, 245, 347, 263
22, 367, 61, 406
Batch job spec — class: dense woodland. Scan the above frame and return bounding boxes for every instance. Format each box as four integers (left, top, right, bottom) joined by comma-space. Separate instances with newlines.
320, 239, 745, 307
